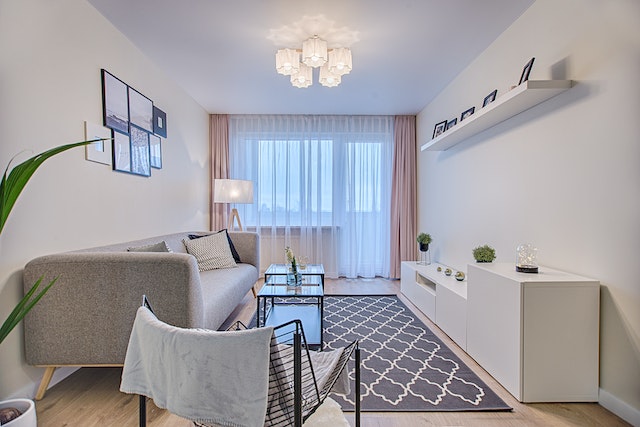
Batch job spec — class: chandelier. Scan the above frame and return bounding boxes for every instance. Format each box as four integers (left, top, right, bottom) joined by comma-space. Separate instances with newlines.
275, 35, 352, 88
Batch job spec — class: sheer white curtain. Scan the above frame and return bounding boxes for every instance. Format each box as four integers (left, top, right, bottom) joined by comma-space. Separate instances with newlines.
229, 115, 394, 278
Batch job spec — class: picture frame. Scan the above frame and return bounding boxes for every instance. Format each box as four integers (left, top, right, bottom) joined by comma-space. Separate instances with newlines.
519, 57, 535, 85
84, 121, 112, 165
128, 87, 154, 133
483, 89, 498, 107
433, 120, 447, 138
446, 118, 457, 130
101, 69, 129, 133
460, 107, 475, 121
149, 134, 162, 169
112, 129, 131, 173
130, 125, 152, 177
153, 106, 167, 137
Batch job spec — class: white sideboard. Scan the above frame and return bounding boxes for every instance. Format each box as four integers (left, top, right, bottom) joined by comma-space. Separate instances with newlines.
400, 261, 467, 349
466, 262, 600, 402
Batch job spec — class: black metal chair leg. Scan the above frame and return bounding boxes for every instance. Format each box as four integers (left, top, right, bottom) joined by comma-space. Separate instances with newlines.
355, 346, 361, 427
139, 395, 146, 427
294, 331, 303, 427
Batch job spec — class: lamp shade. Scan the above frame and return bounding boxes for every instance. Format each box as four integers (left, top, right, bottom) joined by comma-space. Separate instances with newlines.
290, 63, 313, 88
275, 48, 300, 76
302, 36, 327, 68
213, 179, 253, 204
328, 47, 352, 76
319, 64, 341, 87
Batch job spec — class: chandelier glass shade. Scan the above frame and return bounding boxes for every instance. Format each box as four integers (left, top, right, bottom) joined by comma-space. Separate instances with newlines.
290, 63, 313, 88
275, 48, 300, 76
319, 64, 341, 87
328, 47, 352, 76
275, 35, 352, 88
302, 35, 328, 67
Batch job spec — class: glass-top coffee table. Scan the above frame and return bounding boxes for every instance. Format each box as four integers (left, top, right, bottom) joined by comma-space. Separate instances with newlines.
257, 263, 325, 350
263, 263, 325, 288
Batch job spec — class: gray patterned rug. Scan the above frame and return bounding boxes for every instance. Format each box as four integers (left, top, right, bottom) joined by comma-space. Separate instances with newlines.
249, 295, 512, 412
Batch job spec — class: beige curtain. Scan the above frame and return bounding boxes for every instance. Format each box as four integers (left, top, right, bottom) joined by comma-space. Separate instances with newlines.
390, 115, 417, 278
210, 114, 229, 231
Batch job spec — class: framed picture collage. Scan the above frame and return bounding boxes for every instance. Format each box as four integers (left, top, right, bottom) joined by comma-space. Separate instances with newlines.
101, 69, 166, 176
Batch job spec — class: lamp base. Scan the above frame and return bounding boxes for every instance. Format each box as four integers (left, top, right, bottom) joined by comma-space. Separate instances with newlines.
516, 265, 538, 273
227, 208, 243, 231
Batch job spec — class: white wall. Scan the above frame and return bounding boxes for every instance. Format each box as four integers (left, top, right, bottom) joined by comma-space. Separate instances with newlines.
0, 0, 210, 399
416, 0, 639, 423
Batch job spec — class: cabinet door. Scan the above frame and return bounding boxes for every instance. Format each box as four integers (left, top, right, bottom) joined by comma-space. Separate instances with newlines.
522, 284, 600, 402
467, 266, 522, 399
436, 285, 467, 350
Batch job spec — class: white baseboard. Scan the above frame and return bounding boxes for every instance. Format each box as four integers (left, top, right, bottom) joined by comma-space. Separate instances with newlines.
599, 388, 640, 427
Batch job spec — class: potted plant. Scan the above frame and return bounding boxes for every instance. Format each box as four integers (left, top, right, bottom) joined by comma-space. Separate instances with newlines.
472, 244, 496, 263
416, 233, 432, 265
0, 140, 99, 426
416, 233, 432, 252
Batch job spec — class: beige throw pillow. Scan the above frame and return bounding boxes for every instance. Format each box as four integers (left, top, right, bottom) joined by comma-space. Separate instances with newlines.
127, 241, 171, 252
183, 232, 236, 271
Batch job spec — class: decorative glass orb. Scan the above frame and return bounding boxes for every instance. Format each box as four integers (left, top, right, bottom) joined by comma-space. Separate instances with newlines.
516, 243, 539, 273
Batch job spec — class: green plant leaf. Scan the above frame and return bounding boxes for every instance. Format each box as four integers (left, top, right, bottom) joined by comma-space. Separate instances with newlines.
0, 139, 104, 236
0, 276, 58, 345
0, 139, 108, 345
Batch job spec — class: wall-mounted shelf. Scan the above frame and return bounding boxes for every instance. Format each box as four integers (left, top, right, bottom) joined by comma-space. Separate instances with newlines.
421, 80, 573, 152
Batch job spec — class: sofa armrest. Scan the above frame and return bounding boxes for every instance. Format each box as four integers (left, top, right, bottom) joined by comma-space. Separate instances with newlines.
228, 231, 259, 269
23, 252, 204, 366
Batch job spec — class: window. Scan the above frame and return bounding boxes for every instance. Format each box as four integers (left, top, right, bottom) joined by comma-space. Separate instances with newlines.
229, 115, 393, 278
250, 137, 333, 226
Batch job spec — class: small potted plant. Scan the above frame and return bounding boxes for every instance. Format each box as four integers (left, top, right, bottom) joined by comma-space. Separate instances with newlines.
416, 233, 432, 252
416, 233, 432, 265
473, 244, 496, 263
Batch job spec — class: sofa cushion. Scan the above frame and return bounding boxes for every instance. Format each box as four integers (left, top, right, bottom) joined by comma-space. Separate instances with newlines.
183, 232, 237, 271
188, 230, 241, 263
127, 241, 172, 252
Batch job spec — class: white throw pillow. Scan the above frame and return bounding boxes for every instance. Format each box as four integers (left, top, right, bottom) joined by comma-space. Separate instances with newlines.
183, 232, 236, 271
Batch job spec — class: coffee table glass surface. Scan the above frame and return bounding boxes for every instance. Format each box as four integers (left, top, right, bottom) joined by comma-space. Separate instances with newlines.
258, 263, 325, 349
264, 263, 325, 287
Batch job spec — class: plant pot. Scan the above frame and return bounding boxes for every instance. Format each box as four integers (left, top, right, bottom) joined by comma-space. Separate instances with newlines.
419, 243, 429, 252
0, 399, 37, 427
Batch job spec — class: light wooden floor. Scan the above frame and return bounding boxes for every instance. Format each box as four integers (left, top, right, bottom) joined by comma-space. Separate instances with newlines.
35, 278, 630, 427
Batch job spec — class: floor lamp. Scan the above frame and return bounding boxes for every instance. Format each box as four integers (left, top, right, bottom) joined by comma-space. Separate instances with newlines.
213, 179, 254, 231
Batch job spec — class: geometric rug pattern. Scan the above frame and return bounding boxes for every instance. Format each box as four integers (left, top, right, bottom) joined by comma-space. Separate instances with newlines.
322, 295, 512, 412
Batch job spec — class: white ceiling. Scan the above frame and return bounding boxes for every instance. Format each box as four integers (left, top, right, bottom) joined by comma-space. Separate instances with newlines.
87, 0, 534, 115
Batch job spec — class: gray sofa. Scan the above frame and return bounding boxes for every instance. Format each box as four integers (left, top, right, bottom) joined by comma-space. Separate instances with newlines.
22, 231, 259, 399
